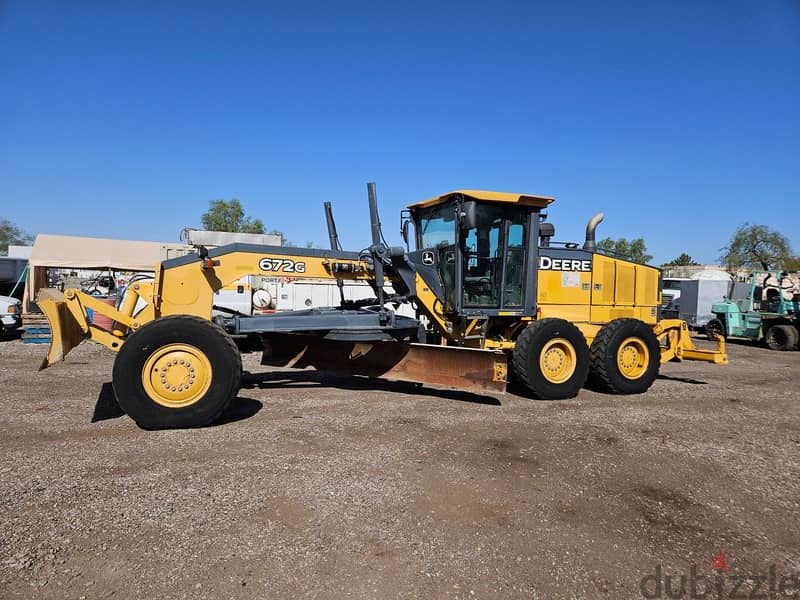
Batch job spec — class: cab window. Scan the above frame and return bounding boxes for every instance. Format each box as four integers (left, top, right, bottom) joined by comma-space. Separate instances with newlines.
417, 204, 455, 249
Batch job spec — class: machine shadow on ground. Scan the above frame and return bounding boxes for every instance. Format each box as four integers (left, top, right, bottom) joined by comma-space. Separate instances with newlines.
92, 382, 263, 426
92, 383, 125, 422
241, 369, 503, 406
656, 374, 708, 385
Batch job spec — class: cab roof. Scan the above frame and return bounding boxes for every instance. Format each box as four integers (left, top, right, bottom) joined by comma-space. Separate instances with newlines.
408, 190, 555, 210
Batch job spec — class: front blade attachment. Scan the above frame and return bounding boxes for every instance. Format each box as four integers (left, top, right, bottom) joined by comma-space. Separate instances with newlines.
36, 289, 89, 370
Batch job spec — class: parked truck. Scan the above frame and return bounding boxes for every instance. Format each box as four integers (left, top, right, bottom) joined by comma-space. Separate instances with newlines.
0, 295, 22, 337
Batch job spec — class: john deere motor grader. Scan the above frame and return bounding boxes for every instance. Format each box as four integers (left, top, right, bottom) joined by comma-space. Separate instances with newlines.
38, 183, 726, 429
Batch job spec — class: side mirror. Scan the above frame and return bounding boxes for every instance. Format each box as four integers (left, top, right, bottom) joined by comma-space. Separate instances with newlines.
539, 222, 555, 248
401, 219, 410, 249
459, 200, 477, 231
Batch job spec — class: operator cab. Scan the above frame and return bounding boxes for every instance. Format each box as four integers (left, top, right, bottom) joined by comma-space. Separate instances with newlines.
405, 191, 554, 317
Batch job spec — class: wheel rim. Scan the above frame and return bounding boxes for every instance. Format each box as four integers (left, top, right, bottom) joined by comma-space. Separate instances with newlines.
539, 338, 577, 384
141, 343, 213, 408
617, 337, 649, 380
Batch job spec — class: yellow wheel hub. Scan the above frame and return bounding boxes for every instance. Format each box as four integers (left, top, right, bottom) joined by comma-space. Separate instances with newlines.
141, 343, 212, 408
539, 338, 577, 384
617, 337, 649, 380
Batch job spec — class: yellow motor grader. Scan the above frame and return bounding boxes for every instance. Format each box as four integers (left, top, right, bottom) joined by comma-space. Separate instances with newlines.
39, 183, 726, 428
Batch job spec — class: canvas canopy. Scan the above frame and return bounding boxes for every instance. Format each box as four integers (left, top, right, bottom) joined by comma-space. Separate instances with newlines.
29, 234, 185, 271
24, 234, 191, 313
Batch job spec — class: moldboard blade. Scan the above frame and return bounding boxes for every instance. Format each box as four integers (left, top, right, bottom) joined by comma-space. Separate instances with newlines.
262, 335, 507, 394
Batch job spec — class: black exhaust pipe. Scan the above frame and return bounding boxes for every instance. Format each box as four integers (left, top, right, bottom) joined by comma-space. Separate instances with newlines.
582, 212, 604, 252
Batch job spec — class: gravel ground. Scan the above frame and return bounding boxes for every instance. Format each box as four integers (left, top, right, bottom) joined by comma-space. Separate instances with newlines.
0, 336, 798, 599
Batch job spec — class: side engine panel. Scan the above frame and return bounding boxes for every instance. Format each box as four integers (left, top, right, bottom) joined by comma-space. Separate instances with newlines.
589, 253, 660, 324
536, 249, 660, 325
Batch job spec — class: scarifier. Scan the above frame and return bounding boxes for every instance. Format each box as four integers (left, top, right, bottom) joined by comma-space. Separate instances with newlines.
38, 183, 727, 428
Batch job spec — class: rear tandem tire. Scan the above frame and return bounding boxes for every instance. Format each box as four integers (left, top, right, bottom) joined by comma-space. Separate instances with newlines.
511, 318, 590, 400
764, 324, 799, 351
112, 315, 242, 429
588, 318, 661, 395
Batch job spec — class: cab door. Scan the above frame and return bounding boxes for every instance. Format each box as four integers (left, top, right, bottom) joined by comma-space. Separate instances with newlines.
459, 205, 530, 313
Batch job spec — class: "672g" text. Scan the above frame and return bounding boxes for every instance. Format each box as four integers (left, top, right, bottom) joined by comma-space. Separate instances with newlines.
258, 257, 306, 273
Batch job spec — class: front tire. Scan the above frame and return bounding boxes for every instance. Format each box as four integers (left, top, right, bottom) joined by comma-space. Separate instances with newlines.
113, 315, 242, 429
764, 324, 799, 351
511, 318, 590, 400
705, 318, 726, 341
588, 318, 660, 395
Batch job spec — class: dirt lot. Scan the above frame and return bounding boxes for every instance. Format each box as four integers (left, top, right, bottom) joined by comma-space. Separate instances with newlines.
1, 336, 798, 599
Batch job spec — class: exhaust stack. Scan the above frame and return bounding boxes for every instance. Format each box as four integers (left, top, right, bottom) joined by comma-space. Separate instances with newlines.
582, 212, 605, 252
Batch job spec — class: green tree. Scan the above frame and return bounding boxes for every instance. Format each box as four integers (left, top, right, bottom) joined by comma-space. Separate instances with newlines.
201, 199, 264, 233
597, 237, 653, 264
0, 219, 33, 256
784, 256, 800, 272
662, 253, 700, 267
719, 223, 793, 272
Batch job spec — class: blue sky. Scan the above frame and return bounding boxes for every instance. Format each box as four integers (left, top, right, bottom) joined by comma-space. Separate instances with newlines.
1, 1, 798, 265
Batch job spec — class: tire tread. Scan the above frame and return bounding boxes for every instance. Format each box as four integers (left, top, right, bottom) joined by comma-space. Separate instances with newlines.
765, 323, 799, 351
113, 315, 242, 429
588, 318, 660, 395
512, 318, 590, 400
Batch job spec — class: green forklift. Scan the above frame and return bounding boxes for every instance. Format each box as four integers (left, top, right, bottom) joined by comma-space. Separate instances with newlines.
706, 272, 800, 351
